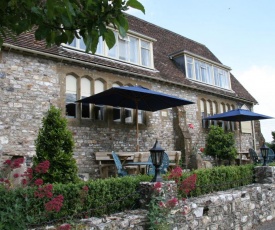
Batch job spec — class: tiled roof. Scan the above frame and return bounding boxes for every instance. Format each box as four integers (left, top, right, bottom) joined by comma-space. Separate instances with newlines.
2, 14, 257, 104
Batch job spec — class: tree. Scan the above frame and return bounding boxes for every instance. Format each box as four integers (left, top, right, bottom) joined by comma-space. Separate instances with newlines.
34, 105, 79, 184
0, 0, 145, 53
204, 125, 237, 164
267, 131, 275, 153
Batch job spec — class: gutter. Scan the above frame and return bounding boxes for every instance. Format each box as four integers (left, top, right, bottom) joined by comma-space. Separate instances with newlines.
2, 43, 256, 105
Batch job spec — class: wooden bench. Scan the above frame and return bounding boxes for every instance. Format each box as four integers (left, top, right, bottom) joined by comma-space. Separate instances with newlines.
95, 152, 137, 178
95, 152, 115, 178
166, 151, 181, 170
133, 151, 181, 173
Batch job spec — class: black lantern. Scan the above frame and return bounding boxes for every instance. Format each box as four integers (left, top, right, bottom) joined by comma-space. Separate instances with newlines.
150, 139, 165, 182
260, 143, 269, 166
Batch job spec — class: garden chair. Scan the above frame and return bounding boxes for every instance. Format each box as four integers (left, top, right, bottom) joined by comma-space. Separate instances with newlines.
147, 152, 170, 176
248, 148, 263, 165
111, 151, 128, 177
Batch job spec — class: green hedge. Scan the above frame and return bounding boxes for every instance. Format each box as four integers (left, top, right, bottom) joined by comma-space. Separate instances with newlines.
178, 164, 254, 197
0, 165, 255, 229
0, 174, 151, 229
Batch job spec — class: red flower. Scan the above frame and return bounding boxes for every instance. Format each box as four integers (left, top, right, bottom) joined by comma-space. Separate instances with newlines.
57, 224, 71, 230
21, 179, 27, 186
4, 159, 11, 165
200, 147, 204, 153
13, 173, 19, 178
34, 179, 44, 186
34, 160, 50, 174
154, 182, 162, 189
168, 166, 182, 180
180, 174, 197, 195
11, 158, 24, 169
44, 195, 64, 212
166, 197, 178, 208
188, 123, 194, 129
159, 201, 165, 208
82, 185, 89, 192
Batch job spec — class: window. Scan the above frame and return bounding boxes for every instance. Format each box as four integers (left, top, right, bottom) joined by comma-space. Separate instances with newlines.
212, 102, 218, 126
125, 108, 133, 123
185, 55, 231, 90
200, 99, 235, 131
94, 80, 105, 120
66, 31, 153, 68
112, 83, 121, 122
66, 75, 77, 118
206, 101, 211, 128
138, 110, 144, 124
200, 99, 206, 128
241, 105, 252, 133
81, 78, 91, 118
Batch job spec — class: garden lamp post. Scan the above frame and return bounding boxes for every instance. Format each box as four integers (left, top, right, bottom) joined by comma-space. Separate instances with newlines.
150, 139, 165, 182
260, 143, 269, 166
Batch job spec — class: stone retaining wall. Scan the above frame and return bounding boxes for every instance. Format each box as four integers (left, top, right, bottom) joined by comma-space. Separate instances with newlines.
80, 183, 275, 230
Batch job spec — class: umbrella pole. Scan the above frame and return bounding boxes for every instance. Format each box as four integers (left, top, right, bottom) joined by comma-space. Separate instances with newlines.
136, 105, 139, 152
239, 121, 242, 165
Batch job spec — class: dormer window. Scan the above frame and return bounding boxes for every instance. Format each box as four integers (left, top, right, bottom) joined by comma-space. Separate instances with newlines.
172, 51, 231, 90
65, 31, 154, 69
185, 55, 231, 90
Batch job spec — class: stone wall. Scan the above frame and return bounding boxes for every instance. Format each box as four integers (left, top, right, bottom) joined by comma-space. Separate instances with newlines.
79, 183, 275, 230
0, 50, 260, 178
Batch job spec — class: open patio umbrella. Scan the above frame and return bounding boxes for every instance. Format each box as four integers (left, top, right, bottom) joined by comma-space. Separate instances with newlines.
76, 85, 194, 151
203, 108, 273, 163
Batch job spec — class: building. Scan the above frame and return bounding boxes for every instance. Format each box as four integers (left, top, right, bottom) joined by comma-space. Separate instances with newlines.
0, 14, 262, 178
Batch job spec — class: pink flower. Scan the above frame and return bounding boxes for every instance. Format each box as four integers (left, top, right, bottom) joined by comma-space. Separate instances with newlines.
188, 123, 194, 129
200, 147, 204, 153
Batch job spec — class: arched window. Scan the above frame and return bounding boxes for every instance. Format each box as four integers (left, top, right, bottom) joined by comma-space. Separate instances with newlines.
94, 80, 105, 120
224, 104, 230, 130
66, 75, 77, 118
212, 101, 218, 126
230, 104, 235, 131
112, 83, 121, 122
81, 78, 92, 118
206, 100, 211, 128
125, 85, 133, 123
200, 99, 206, 128
219, 103, 225, 129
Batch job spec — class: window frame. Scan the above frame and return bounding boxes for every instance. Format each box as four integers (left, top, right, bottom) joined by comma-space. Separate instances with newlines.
185, 55, 231, 90
64, 30, 154, 69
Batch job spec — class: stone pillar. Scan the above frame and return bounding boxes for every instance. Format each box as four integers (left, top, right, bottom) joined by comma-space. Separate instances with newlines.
138, 181, 177, 209
254, 166, 275, 184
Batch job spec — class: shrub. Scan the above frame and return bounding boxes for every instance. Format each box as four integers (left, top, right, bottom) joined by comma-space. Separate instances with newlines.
0, 174, 151, 229
174, 164, 254, 197
34, 105, 79, 184
204, 125, 237, 164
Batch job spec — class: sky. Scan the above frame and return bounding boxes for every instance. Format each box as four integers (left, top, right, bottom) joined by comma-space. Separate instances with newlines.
128, 0, 275, 142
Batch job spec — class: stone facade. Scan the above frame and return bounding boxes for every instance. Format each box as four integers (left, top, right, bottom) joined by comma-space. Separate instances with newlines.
0, 50, 263, 178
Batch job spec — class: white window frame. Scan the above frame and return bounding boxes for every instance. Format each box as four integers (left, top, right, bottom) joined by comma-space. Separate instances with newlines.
185, 55, 231, 90
65, 31, 154, 69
